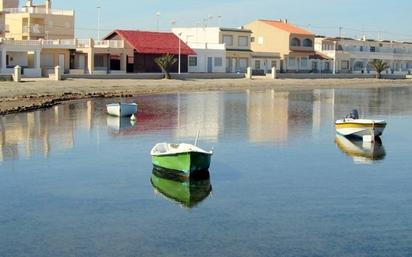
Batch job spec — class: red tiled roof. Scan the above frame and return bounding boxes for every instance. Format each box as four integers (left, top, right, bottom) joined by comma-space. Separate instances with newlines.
259, 20, 314, 36
106, 30, 196, 55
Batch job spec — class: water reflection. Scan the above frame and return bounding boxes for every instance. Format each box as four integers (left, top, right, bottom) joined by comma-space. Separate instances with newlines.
107, 116, 136, 134
150, 168, 212, 208
335, 134, 386, 164
0, 87, 412, 163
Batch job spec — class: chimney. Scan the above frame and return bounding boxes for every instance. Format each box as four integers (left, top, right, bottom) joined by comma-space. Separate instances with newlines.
284, 19, 288, 24
26, 0, 33, 7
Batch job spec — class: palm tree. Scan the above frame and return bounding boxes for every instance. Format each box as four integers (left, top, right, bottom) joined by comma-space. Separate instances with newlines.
370, 59, 389, 79
154, 54, 177, 79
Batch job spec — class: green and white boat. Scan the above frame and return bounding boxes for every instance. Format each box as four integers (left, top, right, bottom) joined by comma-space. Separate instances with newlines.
151, 142, 213, 177
150, 168, 212, 208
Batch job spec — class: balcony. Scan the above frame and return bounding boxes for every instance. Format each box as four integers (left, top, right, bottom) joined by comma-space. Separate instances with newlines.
23, 24, 44, 35
94, 40, 124, 49
3, 7, 74, 16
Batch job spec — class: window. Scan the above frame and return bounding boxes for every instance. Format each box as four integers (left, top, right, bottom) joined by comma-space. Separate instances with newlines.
251, 37, 255, 43
291, 38, 301, 47
288, 57, 297, 67
214, 57, 223, 67
360, 46, 364, 52
238, 36, 249, 47
223, 35, 233, 46
255, 60, 261, 70
341, 60, 349, 69
302, 39, 313, 47
189, 56, 197, 67
271, 61, 277, 68
301, 58, 308, 67
370, 46, 376, 52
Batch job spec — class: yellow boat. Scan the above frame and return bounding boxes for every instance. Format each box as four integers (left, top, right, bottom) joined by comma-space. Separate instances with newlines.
335, 110, 386, 138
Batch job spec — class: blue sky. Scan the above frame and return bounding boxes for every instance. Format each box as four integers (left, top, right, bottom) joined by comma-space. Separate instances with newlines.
48, 0, 412, 41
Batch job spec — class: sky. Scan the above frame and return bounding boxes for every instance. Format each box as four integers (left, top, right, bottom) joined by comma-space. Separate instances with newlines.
47, 0, 412, 41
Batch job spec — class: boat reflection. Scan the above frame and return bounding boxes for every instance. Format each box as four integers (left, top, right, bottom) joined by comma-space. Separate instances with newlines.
335, 134, 386, 164
150, 167, 212, 208
106, 116, 136, 134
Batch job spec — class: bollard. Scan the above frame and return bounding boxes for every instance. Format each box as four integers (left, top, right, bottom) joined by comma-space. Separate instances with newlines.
246, 67, 252, 79
13, 65, 21, 82
271, 67, 277, 79
54, 66, 62, 81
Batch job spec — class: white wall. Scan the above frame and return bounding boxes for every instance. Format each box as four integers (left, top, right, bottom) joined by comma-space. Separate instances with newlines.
7, 52, 28, 67
173, 27, 221, 45
188, 48, 226, 73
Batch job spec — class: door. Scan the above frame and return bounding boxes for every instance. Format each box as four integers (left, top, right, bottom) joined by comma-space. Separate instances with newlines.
207, 57, 213, 73
58, 54, 65, 70
78, 55, 85, 70
312, 61, 318, 72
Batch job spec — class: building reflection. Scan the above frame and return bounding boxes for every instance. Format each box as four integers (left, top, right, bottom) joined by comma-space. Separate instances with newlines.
247, 89, 289, 144
175, 92, 224, 142
1, 86, 411, 163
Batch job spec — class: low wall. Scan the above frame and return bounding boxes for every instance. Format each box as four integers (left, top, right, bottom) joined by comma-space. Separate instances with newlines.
277, 73, 407, 80
171, 73, 245, 80
62, 73, 246, 80
0, 74, 13, 81
62, 73, 165, 80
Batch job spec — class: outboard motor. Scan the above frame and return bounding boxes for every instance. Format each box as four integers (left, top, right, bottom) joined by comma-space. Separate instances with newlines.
346, 109, 359, 119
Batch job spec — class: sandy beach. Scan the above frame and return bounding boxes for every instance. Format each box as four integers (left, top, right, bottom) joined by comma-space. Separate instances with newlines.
0, 78, 411, 115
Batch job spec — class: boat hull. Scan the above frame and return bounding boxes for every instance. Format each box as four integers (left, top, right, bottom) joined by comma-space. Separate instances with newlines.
152, 151, 211, 177
107, 103, 137, 117
336, 121, 386, 138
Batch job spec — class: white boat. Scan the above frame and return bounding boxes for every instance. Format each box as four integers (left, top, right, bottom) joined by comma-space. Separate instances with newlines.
106, 103, 137, 117
335, 110, 386, 138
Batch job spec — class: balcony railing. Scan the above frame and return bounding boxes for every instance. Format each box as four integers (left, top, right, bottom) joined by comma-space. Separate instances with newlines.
94, 40, 124, 49
0, 39, 124, 50
3, 7, 74, 16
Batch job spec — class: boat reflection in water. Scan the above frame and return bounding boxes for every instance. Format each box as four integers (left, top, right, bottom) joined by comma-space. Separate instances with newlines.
150, 167, 212, 208
106, 116, 136, 134
335, 134, 386, 164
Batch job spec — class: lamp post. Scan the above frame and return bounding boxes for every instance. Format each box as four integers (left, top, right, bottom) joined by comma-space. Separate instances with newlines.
178, 32, 182, 74
156, 11, 161, 32
97, 6, 101, 40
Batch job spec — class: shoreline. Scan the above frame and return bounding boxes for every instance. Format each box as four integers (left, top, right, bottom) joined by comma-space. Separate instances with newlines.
1, 78, 412, 115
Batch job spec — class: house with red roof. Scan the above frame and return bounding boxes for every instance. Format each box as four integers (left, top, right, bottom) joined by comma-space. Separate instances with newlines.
244, 20, 332, 73
104, 30, 196, 73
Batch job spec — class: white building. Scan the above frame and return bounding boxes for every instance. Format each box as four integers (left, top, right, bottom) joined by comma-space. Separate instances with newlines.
173, 27, 253, 73
178, 41, 226, 73
316, 36, 412, 74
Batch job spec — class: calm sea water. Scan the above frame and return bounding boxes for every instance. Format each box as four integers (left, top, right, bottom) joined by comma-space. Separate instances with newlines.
1, 86, 412, 257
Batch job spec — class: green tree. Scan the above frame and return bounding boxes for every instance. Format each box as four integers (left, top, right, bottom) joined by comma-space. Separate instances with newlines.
370, 59, 390, 79
155, 54, 177, 79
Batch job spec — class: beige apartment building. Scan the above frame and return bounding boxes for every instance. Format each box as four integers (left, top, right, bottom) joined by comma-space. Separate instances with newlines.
0, 0, 75, 40
245, 19, 332, 73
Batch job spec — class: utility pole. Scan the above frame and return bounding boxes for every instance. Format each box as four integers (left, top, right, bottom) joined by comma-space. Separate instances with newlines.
97, 6, 101, 40
156, 11, 161, 32
178, 32, 182, 74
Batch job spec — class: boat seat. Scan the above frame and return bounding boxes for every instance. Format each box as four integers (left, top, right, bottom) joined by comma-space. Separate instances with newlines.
156, 143, 168, 154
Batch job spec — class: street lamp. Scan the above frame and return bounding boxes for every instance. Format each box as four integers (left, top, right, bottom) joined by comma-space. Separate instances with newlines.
156, 11, 161, 32
97, 6, 101, 40
178, 32, 182, 74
